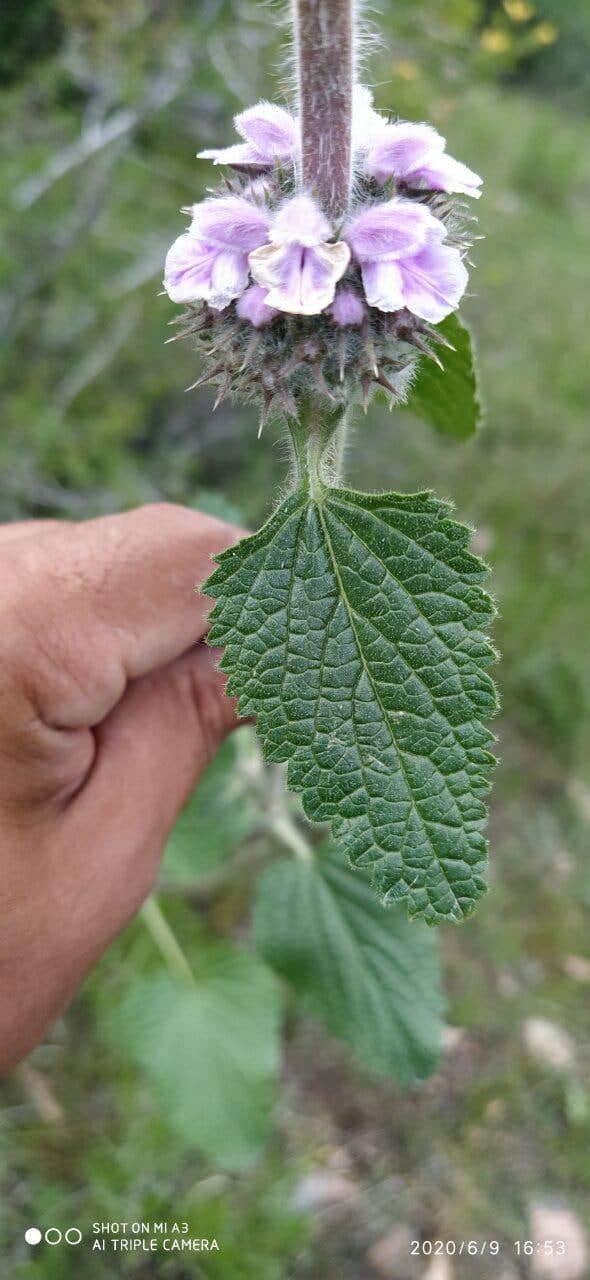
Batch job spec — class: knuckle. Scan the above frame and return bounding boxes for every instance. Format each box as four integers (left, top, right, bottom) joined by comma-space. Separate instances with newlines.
0, 529, 121, 727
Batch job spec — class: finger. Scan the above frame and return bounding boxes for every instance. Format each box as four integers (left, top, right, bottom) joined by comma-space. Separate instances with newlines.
1, 504, 244, 733
0, 646, 240, 1071
0, 520, 63, 546
61, 645, 240, 913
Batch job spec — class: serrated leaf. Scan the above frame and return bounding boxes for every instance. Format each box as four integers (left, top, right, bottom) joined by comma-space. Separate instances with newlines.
110, 947, 281, 1170
405, 313, 481, 439
161, 732, 260, 884
206, 486, 497, 924
254, 846, 443, 1081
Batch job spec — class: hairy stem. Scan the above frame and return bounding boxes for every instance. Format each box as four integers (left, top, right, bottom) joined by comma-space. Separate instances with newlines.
293, 0, 355, 224
288, 399, 348, 497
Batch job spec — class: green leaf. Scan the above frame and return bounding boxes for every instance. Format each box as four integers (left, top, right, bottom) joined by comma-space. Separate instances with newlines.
110, 947, 282, 1170
161, 732, 260, 884
206, 485, 497, 924
405, 313, 481, 439
254, 846, 443, 1081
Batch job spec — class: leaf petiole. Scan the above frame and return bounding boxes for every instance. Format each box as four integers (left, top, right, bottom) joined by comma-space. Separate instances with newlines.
140, 896, 195, 984
287, 398, 349, 498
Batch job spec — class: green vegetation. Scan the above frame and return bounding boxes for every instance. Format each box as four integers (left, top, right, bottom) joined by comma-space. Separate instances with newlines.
1, 1, 589, 1276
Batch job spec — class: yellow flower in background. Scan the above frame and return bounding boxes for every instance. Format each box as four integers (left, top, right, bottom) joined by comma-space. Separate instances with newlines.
503, 0, 535, 21
394, 59, 420, 82
480, 28, 512, 54
534, 21, 558, 45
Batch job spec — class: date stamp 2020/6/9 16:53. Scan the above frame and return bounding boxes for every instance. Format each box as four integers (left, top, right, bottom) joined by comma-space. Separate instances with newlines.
410, 1237, 568, 1261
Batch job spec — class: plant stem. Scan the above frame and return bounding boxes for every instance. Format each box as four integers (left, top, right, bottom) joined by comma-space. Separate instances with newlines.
293, 0, 355, 224
288, 398, 349, 497
323, 409, 349, 485
269, 810, 314, 862
141, 896, 194, 983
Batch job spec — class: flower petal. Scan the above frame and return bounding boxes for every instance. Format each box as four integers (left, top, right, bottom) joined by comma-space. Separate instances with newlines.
248, 241, 291, 291
345, 198, 436, 263
299, 242, 350, 313
330, 288, 366, 327
198, 142, 270, 168
365, 122, 445, 184
360, 258, 405, 312
235, 102, 299, 159
164, 206, 256, 308
209, 249, 250, 310
198, 102, 298, 169
236, 283, 278, 327
163, 232, 215, 304
270, 194, 332, 247
399, 240, 468, 323
409, 151, 483, 198
191, 196, 270, 252
249, 240, 350, 315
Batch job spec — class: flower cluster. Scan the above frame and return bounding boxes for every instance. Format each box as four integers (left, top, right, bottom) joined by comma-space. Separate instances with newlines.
164, 89, 481, 419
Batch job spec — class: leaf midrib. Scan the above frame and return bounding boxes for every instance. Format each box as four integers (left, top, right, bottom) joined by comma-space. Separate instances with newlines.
314, 495, 464, 916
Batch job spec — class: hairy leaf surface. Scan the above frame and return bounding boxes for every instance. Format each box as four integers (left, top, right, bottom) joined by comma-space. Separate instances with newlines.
254, 846, 443, 1080
207, 486, 497, 924
406, 313, 481, 439
111, 947, 281, 1170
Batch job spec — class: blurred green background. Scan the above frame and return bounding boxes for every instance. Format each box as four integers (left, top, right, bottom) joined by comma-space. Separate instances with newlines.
1, 0, 589, 1276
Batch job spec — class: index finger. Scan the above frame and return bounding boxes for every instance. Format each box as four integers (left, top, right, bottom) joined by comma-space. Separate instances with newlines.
1, 503, 244, 730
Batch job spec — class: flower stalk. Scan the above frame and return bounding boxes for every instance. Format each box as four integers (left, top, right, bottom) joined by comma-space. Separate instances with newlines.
293, 0, 355, 224
287, 398, 349, 497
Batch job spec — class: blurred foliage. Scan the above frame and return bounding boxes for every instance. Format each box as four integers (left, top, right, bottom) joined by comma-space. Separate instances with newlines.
1, 0, 590, 1276
254, 848, 443, 1080
161, 735, 261, 884
0, 0, 62, 85
109, 942, 283, 1170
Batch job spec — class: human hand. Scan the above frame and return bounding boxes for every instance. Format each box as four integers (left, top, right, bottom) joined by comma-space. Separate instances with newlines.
0, 505, 243, 1073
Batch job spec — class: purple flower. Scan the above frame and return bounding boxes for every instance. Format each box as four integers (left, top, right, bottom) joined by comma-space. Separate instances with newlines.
330, 288, 366, 327
197, 89, 481, 198
164, 196, 270, 309
249, 195, 350, 316
167, 86, 478, 330
199, 88, 385, 173
199, 102, 299, 170
345, 199, 468, 323
345, 199, 433, 261
236, 284, 279, 327
392, 230, 469, 323
365, 121, 482, 198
